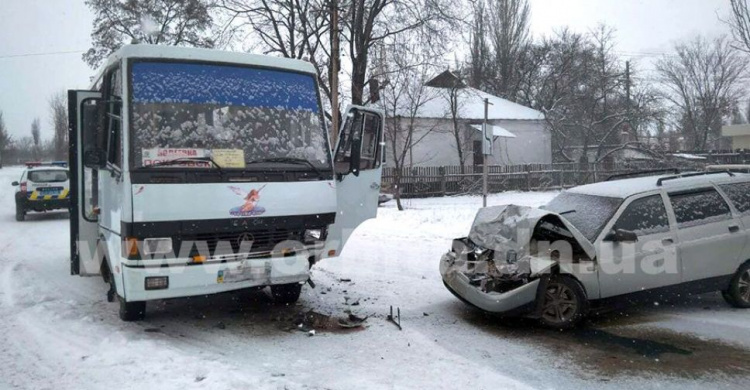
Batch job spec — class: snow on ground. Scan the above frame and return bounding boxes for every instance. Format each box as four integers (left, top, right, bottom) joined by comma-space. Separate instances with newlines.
0, 165, 748, 390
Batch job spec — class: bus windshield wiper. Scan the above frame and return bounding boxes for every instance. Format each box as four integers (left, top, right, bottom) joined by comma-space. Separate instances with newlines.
245, 157, 323, 178
143, 156, 224, 174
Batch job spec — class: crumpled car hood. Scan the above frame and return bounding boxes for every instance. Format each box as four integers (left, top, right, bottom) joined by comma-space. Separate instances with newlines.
467, 204, 596, 261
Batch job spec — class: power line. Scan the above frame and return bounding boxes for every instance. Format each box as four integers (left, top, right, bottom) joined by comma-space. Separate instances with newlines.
0, 49, 86, 59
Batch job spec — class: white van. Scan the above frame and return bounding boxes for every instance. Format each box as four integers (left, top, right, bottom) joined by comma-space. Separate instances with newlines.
441, 171, 750, 328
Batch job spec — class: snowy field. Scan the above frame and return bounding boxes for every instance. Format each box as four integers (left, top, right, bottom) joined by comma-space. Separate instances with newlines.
0, 165, 748, 390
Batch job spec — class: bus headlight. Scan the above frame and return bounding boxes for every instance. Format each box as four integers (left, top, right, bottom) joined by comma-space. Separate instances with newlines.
304, 229, 322, 242
143, 238, 173, 255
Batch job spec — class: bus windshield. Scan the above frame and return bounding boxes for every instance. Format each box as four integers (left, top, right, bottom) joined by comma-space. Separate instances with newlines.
129, 61, 330, 170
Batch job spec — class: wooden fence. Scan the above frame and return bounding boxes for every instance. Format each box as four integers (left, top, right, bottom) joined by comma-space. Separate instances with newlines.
381, 156, 745, 198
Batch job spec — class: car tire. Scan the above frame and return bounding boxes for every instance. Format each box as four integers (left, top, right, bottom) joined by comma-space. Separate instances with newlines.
271, 283, 303, 305
118, 296, 146, 321
539, 275, 589, 329
722, 262, 750, 309
15, 203, 25, 222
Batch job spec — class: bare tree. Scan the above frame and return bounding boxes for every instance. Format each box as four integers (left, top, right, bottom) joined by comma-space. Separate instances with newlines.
31, 118, 41, 160
468, 0, 530, 100
446, 84, 470, 171
656, 36, 747, 151
49, 92, 68, 160
342, 0, 461, 105
0, 111, 10, 151
83, 0, 215, 68
377, 42, 442, 210
510, 27, 660, 166
728, 0, 750, 53
0, 111, 11, 167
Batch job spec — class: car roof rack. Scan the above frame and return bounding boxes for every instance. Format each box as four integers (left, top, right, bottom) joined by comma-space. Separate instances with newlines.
606, 168, 680, 181
656, 170, 734, 186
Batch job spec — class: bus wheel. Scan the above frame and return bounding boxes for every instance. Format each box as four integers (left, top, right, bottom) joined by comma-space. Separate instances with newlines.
271, 283, 302, 305
118, 296, 146, 321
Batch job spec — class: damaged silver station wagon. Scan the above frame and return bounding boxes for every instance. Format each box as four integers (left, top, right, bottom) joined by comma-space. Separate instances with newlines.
440, 171, 750, 328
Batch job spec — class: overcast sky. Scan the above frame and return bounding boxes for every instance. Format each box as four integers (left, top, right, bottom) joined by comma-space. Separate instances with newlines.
0, 0, 734, 142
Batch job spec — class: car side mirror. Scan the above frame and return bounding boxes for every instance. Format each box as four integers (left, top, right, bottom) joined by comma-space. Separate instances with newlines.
84, 149, 107, 169
603, 228, 638, 243
11, 181, 19, 186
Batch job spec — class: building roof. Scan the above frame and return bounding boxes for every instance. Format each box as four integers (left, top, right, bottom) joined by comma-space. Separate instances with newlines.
567, 172, 749, 198
386, 86, 544, 121
424, 70, 466, 88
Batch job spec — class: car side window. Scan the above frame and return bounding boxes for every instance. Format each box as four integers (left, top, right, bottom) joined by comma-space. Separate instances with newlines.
669, 188, 731, 229
614, 195, 670, 236
720, 182, 750, 214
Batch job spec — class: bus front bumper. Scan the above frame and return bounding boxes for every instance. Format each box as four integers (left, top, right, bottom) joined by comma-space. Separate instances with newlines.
120, 254, 310, 301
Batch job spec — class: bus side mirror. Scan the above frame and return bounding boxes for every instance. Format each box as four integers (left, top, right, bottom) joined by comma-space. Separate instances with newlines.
11, 181, 18, 186
84, 149, 107, 169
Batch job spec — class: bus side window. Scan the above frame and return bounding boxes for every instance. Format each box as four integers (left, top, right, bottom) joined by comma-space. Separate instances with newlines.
106, 68, 123, 168
359, 113, 381, 170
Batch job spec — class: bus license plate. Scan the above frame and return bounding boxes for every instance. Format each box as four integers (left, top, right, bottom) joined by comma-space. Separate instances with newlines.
218, 261, 267, 284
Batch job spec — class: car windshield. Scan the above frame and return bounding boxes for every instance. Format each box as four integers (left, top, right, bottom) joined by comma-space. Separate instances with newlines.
28, 170, 68, 183
545, 192, 623, 242
130, 61, 330, 170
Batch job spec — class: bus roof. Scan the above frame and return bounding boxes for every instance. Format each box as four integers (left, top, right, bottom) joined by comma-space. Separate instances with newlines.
96, 44, 317, 79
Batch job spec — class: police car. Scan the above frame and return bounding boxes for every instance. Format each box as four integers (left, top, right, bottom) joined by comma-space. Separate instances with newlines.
11, 162, 71, 221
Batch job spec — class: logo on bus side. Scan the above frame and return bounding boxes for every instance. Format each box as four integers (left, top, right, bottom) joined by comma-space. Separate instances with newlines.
228, 185, 266, 217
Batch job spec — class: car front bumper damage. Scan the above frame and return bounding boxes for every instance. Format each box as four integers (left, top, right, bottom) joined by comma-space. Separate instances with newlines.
440, 252, 541, 314
440, 249, 543, 314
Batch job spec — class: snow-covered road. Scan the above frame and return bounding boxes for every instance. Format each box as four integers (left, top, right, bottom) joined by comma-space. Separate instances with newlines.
0, 166, 748, 390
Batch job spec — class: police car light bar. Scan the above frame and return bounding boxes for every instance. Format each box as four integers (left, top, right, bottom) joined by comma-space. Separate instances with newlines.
24, 161, 68, 168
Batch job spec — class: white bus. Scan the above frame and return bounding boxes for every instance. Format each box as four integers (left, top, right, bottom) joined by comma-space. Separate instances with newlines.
68, 45, 384, 321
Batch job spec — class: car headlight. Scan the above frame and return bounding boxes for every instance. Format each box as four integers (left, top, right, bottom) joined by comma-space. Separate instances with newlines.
473, 246, 490, 256
143, 238, 173, 255
506, 250, 518, 264
468, 244, 492, 261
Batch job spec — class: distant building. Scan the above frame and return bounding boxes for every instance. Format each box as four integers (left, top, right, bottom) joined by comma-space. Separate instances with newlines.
379, 71, 551, 167
721, 124, 750, 150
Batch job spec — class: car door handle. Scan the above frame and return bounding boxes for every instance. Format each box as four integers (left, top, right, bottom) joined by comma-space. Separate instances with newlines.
728, 225, 740, 233
662, 238, 674, 245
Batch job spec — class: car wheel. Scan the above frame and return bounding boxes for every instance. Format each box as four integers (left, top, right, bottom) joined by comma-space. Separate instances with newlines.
118, 296, 146, 321
539, 275, 589, 329
15, 203, 25, 221
271, 283, 303, 305
722, 262, 750, 309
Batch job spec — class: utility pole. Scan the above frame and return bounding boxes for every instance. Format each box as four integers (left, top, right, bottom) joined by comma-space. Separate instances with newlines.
482, 98, 490, 208
624, 60, 631, 141
330, 0, 340, 146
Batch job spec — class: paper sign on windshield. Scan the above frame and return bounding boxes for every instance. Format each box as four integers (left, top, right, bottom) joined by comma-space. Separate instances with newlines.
142, 148, 210, 167
211, 149, 246, 168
